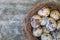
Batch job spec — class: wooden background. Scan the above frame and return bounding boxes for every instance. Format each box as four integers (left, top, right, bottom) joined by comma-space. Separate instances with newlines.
0, 0, 59, 40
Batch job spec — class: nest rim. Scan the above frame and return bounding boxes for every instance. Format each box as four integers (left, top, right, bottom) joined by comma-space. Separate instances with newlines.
24, 2, 60, 40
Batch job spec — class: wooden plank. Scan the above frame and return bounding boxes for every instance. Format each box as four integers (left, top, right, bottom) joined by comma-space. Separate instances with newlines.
0, 0, 37, 40
0, 0, 37, 4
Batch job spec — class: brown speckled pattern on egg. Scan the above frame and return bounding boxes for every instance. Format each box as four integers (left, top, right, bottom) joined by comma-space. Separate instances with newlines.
33, 27, 42, 37
41, 17, 48, 26
31, 15, 42, 28
41, 33, 52, 40
38, 8, 50, 17
46, 18, 57, 31
30, 6, 60, 40
50, 10, 60, 20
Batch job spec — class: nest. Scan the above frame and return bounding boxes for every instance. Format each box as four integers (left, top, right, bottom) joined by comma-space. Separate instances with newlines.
24, 2, 60, 40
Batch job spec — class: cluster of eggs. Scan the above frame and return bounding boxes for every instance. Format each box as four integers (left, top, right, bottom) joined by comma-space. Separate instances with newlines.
31, 7, 60, 40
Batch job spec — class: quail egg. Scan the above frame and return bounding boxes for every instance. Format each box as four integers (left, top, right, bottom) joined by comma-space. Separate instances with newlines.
41, 17, 48, 26
41, 33, 52, 40
31, 15, 42, 28
46, 18, 57, 31
33, 27, 42, 37
50, 10, 60, 20
42, 27, 50, 33
38, 8, 50, 17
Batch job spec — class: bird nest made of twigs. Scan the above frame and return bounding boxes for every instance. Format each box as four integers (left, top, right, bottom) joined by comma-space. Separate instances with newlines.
24, 2, 60, 40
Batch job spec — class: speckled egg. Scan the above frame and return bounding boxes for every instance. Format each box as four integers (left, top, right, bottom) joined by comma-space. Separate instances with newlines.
51, 31, 57, 40
42, 27, 50, 33
31, 15, 42, 28
46, 18, 57, 31
41, 17, 48, 26
33, 27, 42, 37
50, 10, 60, 20
41, 33, 52, 40
38, 7, 50, 17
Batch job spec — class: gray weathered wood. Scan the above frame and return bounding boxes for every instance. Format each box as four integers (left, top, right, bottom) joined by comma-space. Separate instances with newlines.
0, 0, 59, 40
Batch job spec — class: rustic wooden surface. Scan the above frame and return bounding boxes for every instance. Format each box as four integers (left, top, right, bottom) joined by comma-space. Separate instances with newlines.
0, 0, 59, 40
